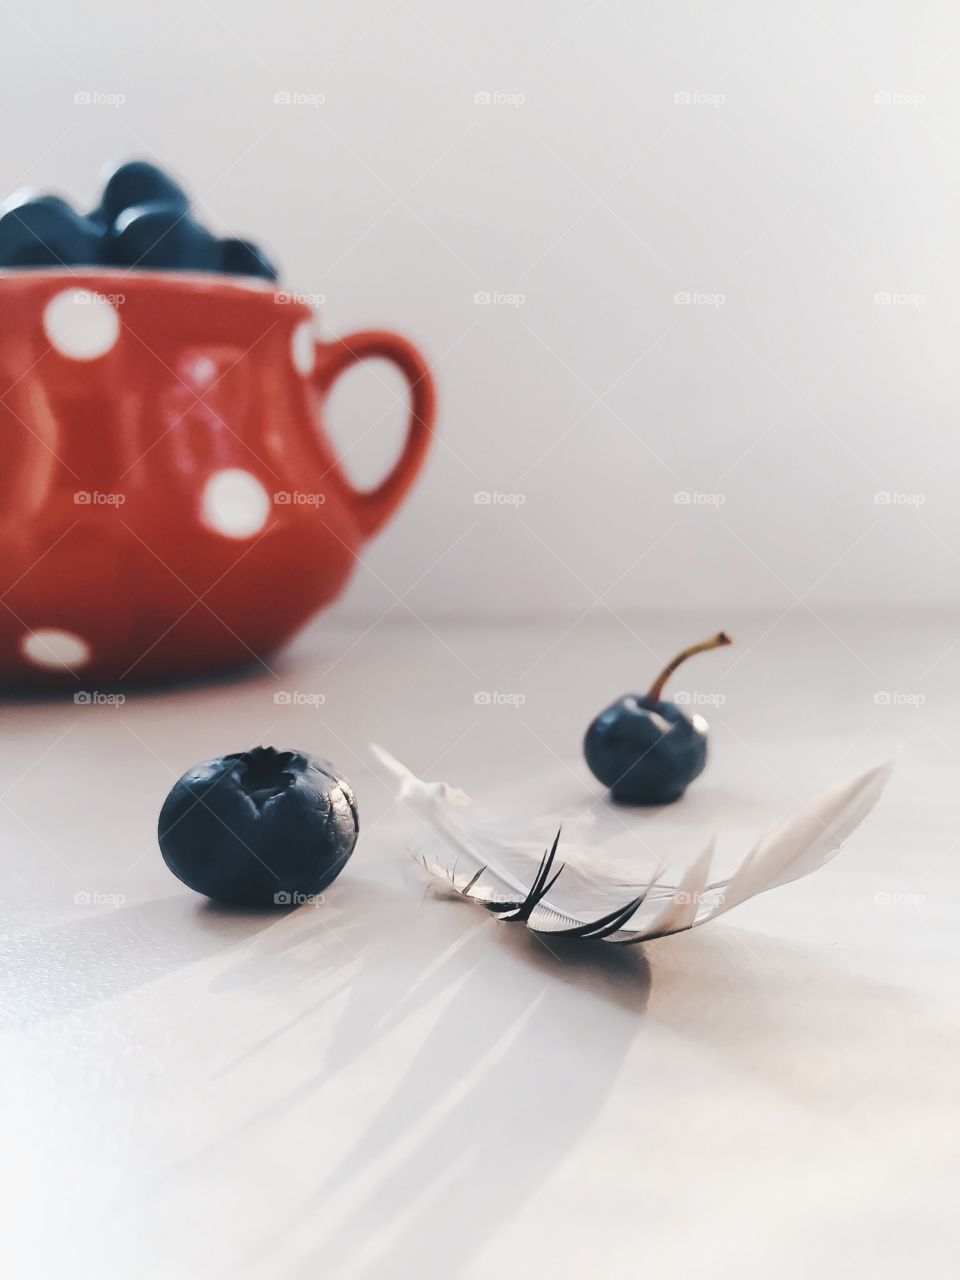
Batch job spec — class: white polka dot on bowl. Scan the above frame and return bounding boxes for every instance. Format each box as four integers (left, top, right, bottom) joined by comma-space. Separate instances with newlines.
42, 289, 120, 361
291, 321, 316, 376
201, 468, 271, 539
20, 628, 91, 670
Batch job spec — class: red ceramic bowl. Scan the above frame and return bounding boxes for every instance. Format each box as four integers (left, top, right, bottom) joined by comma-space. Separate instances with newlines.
0, 270, 435, 686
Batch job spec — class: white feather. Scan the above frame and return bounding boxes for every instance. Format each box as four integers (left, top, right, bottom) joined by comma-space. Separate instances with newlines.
371, 746, 892, 944
696, 759, 895, 924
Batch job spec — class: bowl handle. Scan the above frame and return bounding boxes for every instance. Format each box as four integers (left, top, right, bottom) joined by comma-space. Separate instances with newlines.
311, 329, 435, 540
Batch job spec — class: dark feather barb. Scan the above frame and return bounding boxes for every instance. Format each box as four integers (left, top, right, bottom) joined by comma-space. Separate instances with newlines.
542, 894, 646, 941
450, 826, 648, 942
515, 827, 564, 922
452, 828, 566, 921
461, 866, 486, 895
523, 828, 559, 899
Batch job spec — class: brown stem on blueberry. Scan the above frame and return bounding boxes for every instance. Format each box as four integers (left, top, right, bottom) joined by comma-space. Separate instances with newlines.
647, 631, 732, 701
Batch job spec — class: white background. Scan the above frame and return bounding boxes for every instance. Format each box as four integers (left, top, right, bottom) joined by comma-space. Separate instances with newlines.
3, 0, 959, 617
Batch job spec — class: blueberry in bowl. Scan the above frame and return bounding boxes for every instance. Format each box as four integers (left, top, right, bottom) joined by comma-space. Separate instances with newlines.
0, 193, 100, 268
102, 201, 222, 271
220, 237, 278, 281
584, 632, 732, 805
94, 159, 190, 228
158, 747, 358, 907
0, 159, 279, 281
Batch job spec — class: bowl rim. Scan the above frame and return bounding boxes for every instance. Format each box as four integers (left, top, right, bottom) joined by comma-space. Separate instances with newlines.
0, 267, 312, 313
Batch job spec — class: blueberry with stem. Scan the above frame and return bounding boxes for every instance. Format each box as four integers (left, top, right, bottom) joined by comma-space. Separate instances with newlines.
584, 631, 732, 805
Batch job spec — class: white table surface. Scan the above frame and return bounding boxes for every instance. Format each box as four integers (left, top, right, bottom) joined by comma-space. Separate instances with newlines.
2, 611, 958, 1279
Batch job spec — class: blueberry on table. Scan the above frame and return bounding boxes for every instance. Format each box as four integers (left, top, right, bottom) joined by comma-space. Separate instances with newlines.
158, 747, 359, 907
103, 201, 220, 271
220, 237, 278, 280
584, 632, 732, 805
96, 160, 189, 227
0, 195, 99, 268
